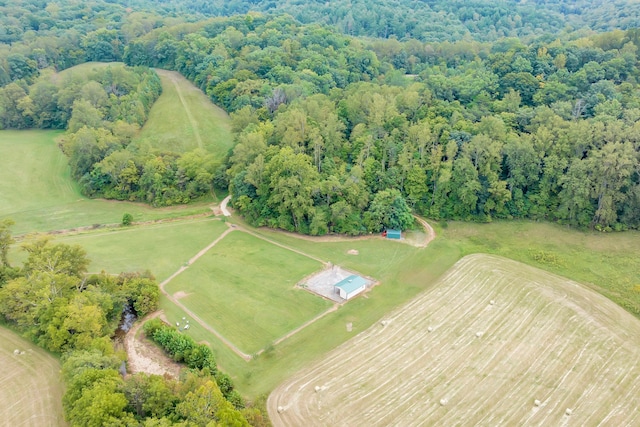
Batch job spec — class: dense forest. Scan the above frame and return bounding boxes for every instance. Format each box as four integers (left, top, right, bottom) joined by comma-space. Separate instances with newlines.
2, 2, 640, 232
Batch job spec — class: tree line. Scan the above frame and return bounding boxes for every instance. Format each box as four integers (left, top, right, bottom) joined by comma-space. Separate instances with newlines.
2, 8, 640, 232
121, 15, 640, 232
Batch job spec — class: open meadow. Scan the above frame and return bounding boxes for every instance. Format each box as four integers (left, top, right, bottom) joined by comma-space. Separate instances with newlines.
0, 326, 66, 426
0, 130, 212, 234
132, 69, 233, 158
269, 254, 640, 426
0, 64, 235, 235
164, 230, 332, 355
52, 218, 228, 281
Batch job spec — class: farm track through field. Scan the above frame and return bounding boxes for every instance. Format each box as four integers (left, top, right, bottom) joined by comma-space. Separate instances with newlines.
268, 254, 640, 426
251, 213, 435, 248
152, 223, 336, 360
155, 226, 253, 360
161, 70, 203, 150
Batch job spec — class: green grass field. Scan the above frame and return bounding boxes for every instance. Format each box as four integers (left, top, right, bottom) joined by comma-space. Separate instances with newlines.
159, 218, 638, 400
164, 231, 331, 354
132, 69, 233, 159
53, 218, 228, 281
4, 65, 640, 408
0, 130, 213, 234
0, 326, 66, 426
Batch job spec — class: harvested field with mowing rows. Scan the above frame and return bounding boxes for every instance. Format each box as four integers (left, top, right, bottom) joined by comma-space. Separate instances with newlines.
268, 254, 640, 426
0, 326, 66, 426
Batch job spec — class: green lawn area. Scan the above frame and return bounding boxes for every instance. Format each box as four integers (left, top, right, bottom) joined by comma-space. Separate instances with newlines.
53, 218, 228, 281
164, 230, 331, 355
155, 218, 640, 400
0, 130, 214, 234
132, 69, 233, 160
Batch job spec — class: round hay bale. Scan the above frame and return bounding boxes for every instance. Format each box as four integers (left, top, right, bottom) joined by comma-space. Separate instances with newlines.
489, 300, 495, 305
565, 408, 572, 416
13, 349, 19, 355
476, 331, 484, 337
277, 406, 285, 413
534, 399, 541, 407
427, 326, 433, 332
439, 398, 448, 406
314, 386, 321, 392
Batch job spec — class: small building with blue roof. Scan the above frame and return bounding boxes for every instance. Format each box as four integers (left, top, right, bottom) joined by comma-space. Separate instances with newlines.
334, 275, 367, 300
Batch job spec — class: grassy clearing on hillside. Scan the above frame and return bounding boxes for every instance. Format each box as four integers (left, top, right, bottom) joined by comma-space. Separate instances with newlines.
132, 70, 233, 159
53, 218, 227, 281
164, 231, 331, 355
440, 220, 640, 317
0, 130, 213, 234
269, 254, 640, 426
51, 61, 112, 82
0, 326, 66, 427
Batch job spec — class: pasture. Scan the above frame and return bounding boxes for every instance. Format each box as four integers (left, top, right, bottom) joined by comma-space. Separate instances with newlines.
132, 69, 233, 159
0, 130, 212, 234
163, 230, 332, 355
269, 254, 640, 426
0, 326, 66, 426
54, 218, 228, 281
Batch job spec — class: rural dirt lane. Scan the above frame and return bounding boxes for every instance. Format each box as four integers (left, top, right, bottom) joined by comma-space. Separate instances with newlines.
220, 195, 232, 216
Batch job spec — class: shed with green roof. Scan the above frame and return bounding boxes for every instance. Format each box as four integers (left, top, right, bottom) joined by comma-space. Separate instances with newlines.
386, 229, 401, 239
334, 275, 367, 300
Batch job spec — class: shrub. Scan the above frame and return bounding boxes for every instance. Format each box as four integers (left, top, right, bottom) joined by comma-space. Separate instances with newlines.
121, 213, 133, 226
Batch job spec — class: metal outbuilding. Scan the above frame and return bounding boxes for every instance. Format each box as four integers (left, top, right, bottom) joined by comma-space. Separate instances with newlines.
386, 229, 401, 239
334, 275, 367, 300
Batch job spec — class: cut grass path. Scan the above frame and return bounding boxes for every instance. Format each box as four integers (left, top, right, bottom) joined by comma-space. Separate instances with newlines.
166, 70, 203, 149
157, 225, 253, 359
53, 218, 228, 281
161, 225, 333, 357
132, 69, 232, 157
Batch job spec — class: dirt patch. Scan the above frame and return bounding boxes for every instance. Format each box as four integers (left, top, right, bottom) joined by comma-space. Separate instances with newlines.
125, 312, 182, 379
269, 254, 640, 426
347, 249, 359, 255
173, 291, 191, 300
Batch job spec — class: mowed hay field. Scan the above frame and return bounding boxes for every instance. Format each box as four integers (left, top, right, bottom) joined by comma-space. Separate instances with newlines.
165, 230, 332, 354
269, 254, 640, 426
132, 69, 233, 158
0, 326, 66, 426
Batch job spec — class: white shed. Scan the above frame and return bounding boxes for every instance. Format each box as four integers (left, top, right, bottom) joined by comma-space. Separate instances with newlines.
335, 275, 367, 300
